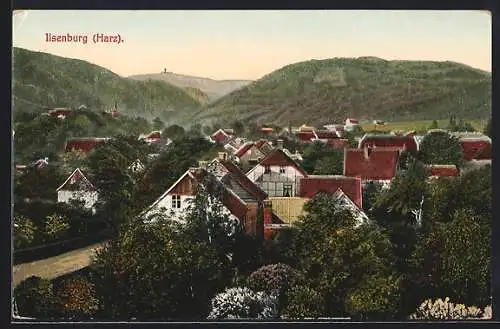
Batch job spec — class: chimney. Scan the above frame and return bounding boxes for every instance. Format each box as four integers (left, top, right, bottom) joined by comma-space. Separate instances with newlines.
276, 139, 284, 150
218, 152, 228, 161
363, 146, 372, 160
263, 200, 274, 240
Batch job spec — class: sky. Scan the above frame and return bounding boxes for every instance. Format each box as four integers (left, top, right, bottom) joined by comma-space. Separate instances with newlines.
12, 10, 491, 80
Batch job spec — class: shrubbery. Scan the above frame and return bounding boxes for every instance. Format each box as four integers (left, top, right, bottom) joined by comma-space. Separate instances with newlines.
409, 297, 490, 320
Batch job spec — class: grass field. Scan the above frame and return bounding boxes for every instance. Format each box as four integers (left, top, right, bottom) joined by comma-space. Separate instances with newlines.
360, 120, 487, 133
12, 242, 104, 287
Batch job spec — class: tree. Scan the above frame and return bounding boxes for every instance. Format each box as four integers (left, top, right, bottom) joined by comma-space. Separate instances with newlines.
152, 116, 165, 131
13, 213, 38, 249
447, 115, 457, 131
300, 141, 343, 175
162, 124, 185, 141
55, 277, 100, 319
428, 120, 439, 130
231, 120, 245, 136
484, 118, 491, 138
14, 276, 60, 319
43, 213, 70, 242
292, 194, 400, 319
418, 131, 463, 166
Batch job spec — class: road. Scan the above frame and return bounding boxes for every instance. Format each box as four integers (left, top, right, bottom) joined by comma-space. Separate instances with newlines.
12, 242, 104, 287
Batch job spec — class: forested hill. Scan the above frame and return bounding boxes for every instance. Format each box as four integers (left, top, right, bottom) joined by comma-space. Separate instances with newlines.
12, 47, 203, 122
190, 57, 491, 126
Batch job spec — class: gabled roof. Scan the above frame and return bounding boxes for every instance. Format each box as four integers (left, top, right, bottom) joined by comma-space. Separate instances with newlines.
299, 175, 362, 208
252, 149, 308, 176
256, 140, 274, 155
56, 168, 95, 192
235, 142, 255, 158
429, 164, 460, 178
459, 137, 492, 160
331, 189, 369, 226
344, 148, 400, 181
64, 137, 109, 154
358, 133, 419, 153
315, 130, 340, 139
217, 159, 268, 201
326, 138, 350, 148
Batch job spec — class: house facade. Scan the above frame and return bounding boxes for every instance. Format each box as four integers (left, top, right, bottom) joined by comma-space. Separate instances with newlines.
56, 168, 99, 212
211, 128, 234, 144
246, 149, 308, 197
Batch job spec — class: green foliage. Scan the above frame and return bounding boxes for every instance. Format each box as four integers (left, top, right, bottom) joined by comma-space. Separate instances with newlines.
14, 276, 59, 318
300, 141, 343, 175
194, 58, 491, 126
292, 194, 399, 318
12, 47, 201, 121
152, 117, 165, 131
43, 213, 70, 242
428, 120, 439, 129
55, 277, 100, 319
418, 131, 463, 166
282, 285, 325, 319
13, 213, 38, 249
162, 124, 186, 141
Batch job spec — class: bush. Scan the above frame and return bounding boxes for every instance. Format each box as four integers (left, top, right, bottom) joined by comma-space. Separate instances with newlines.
207, 287, 278, 320
55, 277, 100, 319
246, 263, 301, 296
282, 285, 324, 319
43, 213, 70, 242
13, 213, 38, 249
409, 297, 486, 320
14, 276, 60, 318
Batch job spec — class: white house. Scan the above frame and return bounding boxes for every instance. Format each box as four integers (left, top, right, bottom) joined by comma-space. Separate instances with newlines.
344, 118, 360, 132
128, 159, 146, 173
246, 149, 308, 197
56, 168, 99, 213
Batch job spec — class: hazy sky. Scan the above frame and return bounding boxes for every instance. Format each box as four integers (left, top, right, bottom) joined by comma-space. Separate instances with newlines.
12, 10, 491, 80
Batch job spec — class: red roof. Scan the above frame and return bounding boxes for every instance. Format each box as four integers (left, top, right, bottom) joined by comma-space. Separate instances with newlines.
347, 118, 359, 124
145, 131, 161, 140
359, 134, 418, 153
254, 139, 268, 149
315, 130, 339, 139
261, 127, 274, 131
296, 131, 316, 142
299, 175, 362, 208
429, 165, 460, 177
56, 168, 96, 192
459, 138, 491, 160
344, 148, 400, 180
219, 159, 268, 201
48, 108, 72, 118
259, 149, 308, 176
327, 138, 350, 148
64, 138, 108, 154
235, 142, 255, 158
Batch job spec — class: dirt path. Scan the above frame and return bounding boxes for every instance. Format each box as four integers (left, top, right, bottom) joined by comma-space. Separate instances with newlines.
12, 242, 104, 287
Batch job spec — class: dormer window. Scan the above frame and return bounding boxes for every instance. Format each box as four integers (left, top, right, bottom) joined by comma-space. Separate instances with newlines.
279, 166, 286, 174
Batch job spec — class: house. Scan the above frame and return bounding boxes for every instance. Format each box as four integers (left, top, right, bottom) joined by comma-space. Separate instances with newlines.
326, 138, 350, 149
345, 118, 360, 131
428, 164, 460, 179
235, 139, 274, 169
283, 148, 303, 162
246, 149, 308, 197
56, 168, 99, 213
358, 133, 419, 153
261, 127, 274, 136
102, 103, 120, 118
344, 147, 400, 188
142, 159, 266, 235
211, 128, 235, 143
139, 130, 162, 144
295, 130, 317, 143
324, 124, 345, 133
64, 137, 109, 154
255, 139, 274, 155
458, 136, 492, 161
48, 108, 72, 119
315, 130, 341, 140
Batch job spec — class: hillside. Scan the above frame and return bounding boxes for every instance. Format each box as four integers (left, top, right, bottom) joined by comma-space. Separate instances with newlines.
128, 72, 252, 101
12, 47, 203, 122
183, 86, 210, 105
189, 57, 491, 126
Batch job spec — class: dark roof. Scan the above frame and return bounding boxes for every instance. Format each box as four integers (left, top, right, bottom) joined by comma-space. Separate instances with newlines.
344, 148, 399, 180
235, 142, 255, 158
429, 165, 460, 177
219, 159, 268, 201
459, 138, 492, 161
64, 138, 109, 154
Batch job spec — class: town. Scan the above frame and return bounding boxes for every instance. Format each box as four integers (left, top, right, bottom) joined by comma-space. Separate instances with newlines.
12, 105, 493, 321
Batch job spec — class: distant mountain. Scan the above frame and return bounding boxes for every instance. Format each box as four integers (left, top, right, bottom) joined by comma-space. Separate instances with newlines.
12, 47, 203, 122
128, 72, 252, 101
189, 57, 491, 127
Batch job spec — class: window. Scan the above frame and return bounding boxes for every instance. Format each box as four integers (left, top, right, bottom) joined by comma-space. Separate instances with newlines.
283, 184, 293, 197
264, 165, 271, 174
171, 195, 181, 209
279, 166, 286, 174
